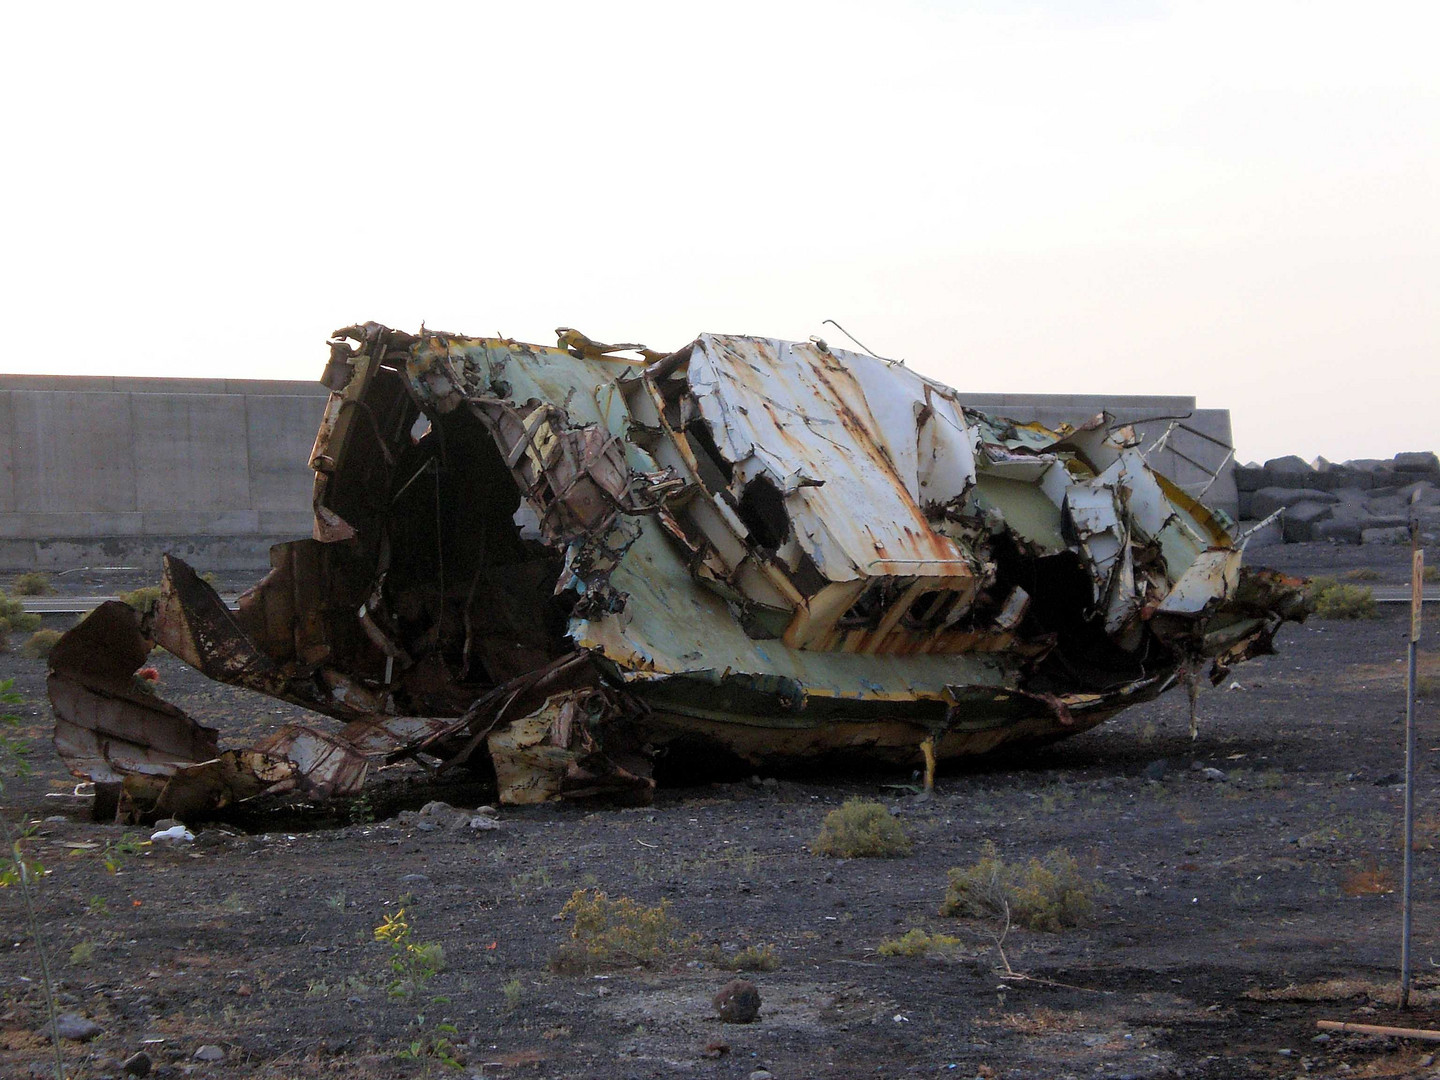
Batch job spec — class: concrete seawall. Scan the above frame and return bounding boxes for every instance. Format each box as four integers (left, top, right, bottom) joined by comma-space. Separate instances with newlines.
0, 376, 1235, 571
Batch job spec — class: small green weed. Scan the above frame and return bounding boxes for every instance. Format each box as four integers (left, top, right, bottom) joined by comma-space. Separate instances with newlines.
941, 842, 1096, 932
550, 888, 684, 972
68, 941, 96, 967
502, 977, 524, 1014
812, 799, 912, 858
1425, 565, 1439, 584
102, 834, 145, 874
11, 572, 54, 596
876, 928, 961, 957
1308, 577, 1378, 620
374, 907, 445, 998
86, 895, 109, 916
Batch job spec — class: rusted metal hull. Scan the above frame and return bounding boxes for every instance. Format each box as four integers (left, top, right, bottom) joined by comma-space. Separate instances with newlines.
48, 323, 1308, 817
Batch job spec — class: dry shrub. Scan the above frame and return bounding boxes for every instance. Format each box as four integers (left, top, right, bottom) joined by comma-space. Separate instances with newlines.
988, 1007, 1085, 1035
0, 594, 41, 651
119, 585, 162, 613
20, 629, 62, 660
812, 799, 912, 858
550, 889, 683, 973
1341, 567, 1382, 582
876, 928, 960, 958
941, 842, 1095, 931
1341, 858, 1396, 896
1246, 978, 1434, 1007
706, 943, 780, 972
11, 572, 54, 596
1308, 577, 1378, 620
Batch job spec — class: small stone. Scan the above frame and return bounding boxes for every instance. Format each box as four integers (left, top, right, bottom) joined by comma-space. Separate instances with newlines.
1200, 767, 1227, 782
51, 1012, 103, 1041
45, 815, 67, 823
193, 1044, 224, 1062
1278, 1048, 1294, 1056
473, 805, 500, 818
714, 978, 761, 1024
702, 1041, 729, 1058
123, 1050, 153, 1076
762, 777, 778, 789
749, 1071, 773, 1080
399, 873, 430, 886
1312, 1033, 1332, 1044
468, 815, 501, 831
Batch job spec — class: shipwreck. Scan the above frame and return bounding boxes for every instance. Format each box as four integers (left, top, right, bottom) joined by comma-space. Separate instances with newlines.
49, 323, 1308, 819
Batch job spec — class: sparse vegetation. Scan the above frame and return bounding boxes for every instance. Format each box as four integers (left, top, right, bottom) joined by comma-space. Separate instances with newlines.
119, 585, 162, 613
1426, 565, 1439, 584
20, 629, 62, 661
876, 928, 961, 957
11, 572, 54, 596
1308, 577, 1378, 620
941, 842, 1096, 932
550, 888, 684, 972
1341, 857, 1395, 897
67, 941, 96, 967
811, 799, 913, 858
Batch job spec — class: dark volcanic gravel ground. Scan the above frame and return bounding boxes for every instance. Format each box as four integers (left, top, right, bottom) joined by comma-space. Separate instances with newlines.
2, 544, 1439, 1079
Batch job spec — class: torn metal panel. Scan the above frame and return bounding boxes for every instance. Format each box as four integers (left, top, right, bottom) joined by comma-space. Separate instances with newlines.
49, 321, 1309, 814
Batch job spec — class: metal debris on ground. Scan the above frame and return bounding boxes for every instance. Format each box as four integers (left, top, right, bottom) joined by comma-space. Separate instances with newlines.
48, 323, 1309, 818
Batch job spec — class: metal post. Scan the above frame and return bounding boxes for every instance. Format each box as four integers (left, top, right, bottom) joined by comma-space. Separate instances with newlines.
1401, 519, 1423, 1008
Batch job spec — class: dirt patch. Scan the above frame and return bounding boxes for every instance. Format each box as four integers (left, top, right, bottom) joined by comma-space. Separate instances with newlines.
2, 546, 1440, 1078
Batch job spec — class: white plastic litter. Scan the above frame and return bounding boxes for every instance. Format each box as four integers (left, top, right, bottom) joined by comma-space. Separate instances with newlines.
150, 825, 194, 843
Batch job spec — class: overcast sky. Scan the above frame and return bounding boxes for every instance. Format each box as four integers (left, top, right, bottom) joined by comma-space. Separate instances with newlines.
3, 1, 1434, 463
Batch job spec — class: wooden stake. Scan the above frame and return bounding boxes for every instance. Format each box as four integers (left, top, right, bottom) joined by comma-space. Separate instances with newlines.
1317, 1019, 1440, 1042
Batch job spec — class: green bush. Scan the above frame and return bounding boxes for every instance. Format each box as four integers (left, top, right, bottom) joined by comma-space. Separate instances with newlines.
1308, 577, 1378, 620
812, 799, 912, 858
11, 572, 54, 596
941, 842, 1095, 932
876, 928, 960, 957
119, 585, 162, 613
20, 629, 62, 660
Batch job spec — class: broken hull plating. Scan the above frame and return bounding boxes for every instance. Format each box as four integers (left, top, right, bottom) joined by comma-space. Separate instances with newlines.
49, 324, 1309, 816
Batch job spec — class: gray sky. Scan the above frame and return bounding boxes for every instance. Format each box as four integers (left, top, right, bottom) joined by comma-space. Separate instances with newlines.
4, 1, 1434, 463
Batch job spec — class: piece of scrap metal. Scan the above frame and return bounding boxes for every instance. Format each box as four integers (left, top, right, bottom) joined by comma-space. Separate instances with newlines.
48, 323, 1309, 818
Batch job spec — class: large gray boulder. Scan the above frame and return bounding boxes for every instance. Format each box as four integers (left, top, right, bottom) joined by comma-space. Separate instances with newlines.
1281, 500, 1334, 543
1250, 486, 1340, 519
1362, 526, 1411, 545
1262, 456, 1314, 483
1394, 451, 1440, 475
1232, 464, 1265, 493
1314, 518, 1364, 544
